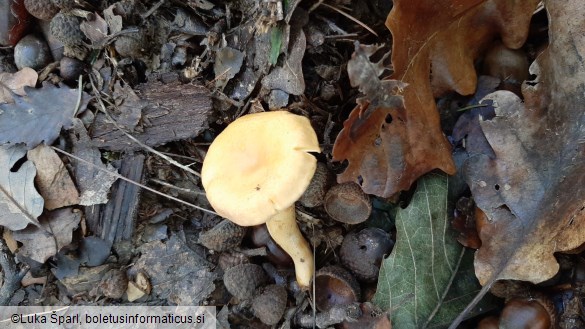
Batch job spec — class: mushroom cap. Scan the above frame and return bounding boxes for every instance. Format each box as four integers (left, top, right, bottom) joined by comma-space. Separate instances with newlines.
202, 111, 320, 226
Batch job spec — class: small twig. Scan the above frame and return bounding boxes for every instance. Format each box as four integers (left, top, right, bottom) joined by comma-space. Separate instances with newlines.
319, 3, 378, 37
88, 75, 203, 178
323, 34, 359, 39
0, 235, 29, 305
457, 104, 488, 112
236, 247, 267, 257
51, 146, 218, 215
141, 0, 166, 19
150, 178, 206, 195
73, 75, 83, 117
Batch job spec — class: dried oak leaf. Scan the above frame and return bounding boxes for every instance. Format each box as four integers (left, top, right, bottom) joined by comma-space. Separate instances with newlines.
463, 0, 585, 286
27, 144, 79, 210
0, 82, 90, 149
332, 0, 540, 197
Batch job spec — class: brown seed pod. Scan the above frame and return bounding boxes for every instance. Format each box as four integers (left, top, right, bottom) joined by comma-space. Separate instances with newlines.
50, 12, 85, 46
252, 284, 288, 325
314, 265, 361, 312
198, 219, 247, 252
24, 0, 59, 20
324, 182, 372, 224
223, 263, 267, 300
299, 162, 331, 208
500, 297, 556, 329
339, 228, 394, 282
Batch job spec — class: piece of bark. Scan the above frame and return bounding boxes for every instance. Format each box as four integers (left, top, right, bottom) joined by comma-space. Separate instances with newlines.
84, 153, 145, 246
90, 81, 212, 151
0, 237, 29, 305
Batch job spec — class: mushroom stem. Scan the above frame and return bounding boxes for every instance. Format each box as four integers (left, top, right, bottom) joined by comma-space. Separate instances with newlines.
266, 206, 314, 289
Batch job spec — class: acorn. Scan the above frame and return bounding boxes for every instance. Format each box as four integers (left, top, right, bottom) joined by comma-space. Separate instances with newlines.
477, 316, 499, 329
325, 182, 372, 224
314, 266, 361, 312
24, 0, 59, 20
114, 29, 147, 58
14, 34, 53, 70
59, 56, 87, 81
251, 224, 293, 267
198, 219, 247, 252
339, 228, 394, 282
252, 284, 288, 325
499, 297, 556, 329
50, 12, 85, 46
223, 263, 267, 300
483, 41, 530, 83
299, 162, 331, 208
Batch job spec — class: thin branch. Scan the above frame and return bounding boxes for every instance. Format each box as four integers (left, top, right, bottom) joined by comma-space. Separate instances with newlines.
88, 75, 202, 178
320, 3, 378, 37
51, 146, 218, 215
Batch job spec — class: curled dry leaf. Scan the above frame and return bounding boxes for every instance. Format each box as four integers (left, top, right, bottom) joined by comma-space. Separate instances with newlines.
333, 0, 540, 197
0, 67, 37, 103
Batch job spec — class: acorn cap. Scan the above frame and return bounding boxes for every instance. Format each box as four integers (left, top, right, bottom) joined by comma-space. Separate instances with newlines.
324, 182, 372, 224
50, 12, 85, 46
202, 111, 320, 226
299, 162, 331, 208
223, 263, 267, 300
198, 219, 247, 252
314, 266, 361, 312
252, 284, 288, 325
340, 228, 394, 282
24, 0, 59, 20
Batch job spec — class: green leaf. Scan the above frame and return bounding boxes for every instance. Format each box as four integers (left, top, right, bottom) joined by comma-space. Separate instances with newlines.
269, 25, 284, 66
373, 172, 490, 328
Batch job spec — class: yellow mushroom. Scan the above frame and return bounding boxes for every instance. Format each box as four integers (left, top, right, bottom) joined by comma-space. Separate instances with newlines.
201, 110, 320, 288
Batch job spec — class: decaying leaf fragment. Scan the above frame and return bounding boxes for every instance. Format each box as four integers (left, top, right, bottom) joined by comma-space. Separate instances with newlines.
12, 208, 81, 264
0, 144, 43, 231
463, 0, 585, 286
333, 0, 540, 197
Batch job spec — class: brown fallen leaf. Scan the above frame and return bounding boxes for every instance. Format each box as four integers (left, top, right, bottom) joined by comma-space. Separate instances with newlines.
333, 0, 540, 197
451, 0, 585, 326
0, 67, 37, 103
27, 144, 79, 210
